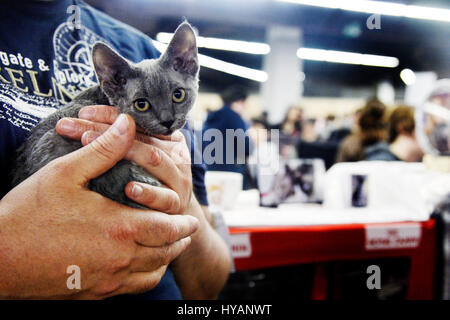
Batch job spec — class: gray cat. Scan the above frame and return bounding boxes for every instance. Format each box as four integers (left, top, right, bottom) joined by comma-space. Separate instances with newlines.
13, 22, 199, 209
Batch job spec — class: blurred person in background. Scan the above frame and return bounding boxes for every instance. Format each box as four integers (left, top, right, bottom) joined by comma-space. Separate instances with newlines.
273, 105, 303, 137
424, 90, 450, 154
257, 111, 270, 130
317, 114, 337, 141
273, 106, 303, 159
336, 99, 388, 162
326, 113, 353, 144
246, 118, 277, 189
366, 105, 424, 161
301, 118, 318, 142
202, 85, 253, 187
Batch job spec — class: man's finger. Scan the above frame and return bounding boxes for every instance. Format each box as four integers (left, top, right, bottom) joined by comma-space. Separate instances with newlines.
117, 265, 167, 296
125, 182, 181, 214
66, 121, 159, 149
72, 120, 185, 163
151, 130, 185, 142
131, 237, 192, 273
77, 104, 184, 144
80, 131, 187, 189
78, 105, 120, 124
125, 140, 187, 192
56, 118, 110, 140
129, 211, 198, 247
73, 107, 188, 163
62, 114, 136, 184
81, 130, 101, 145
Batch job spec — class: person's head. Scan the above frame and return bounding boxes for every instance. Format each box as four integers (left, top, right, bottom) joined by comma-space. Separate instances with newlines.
261, 111, 269, 122
285, 106, 303, 123
254, 111, 269, 129
301, 118, 317, 141
248, 118, 269, 144
351, 108, 362, 127
388, 105, 424, 161
388, 105, 416, 143
251, 118, 268, 130
221, 85, 248, 114
326, 114, 336, 124
281, 106, 303, 135
358, 98, 388, 146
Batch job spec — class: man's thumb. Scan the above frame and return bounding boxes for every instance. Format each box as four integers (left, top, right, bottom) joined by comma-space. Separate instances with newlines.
67, 114, 136, 184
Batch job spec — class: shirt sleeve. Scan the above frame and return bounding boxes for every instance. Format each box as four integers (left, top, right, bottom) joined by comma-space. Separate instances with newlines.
182, 124, 209, 206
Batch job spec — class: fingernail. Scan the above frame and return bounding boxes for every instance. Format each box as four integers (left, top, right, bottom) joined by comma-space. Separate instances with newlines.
183, 236, 192, 246
59, 119, 76, 134
82, 131, 99, 144
131, 184, 143, 198
79, 107, 96, 120
111, 114, 129, 135
187, 216, 199, 231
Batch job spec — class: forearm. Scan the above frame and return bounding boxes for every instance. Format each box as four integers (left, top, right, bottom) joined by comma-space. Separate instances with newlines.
0, 203, 48, 299
0, 204, 17, 298
0, 201, 67, 299
171, 196, 231, 299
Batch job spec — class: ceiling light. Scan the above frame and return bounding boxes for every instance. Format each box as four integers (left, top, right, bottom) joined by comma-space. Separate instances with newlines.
152, 40, 268, 82
400, 68, 416, 86
277, 0, 450, 23
297, 48, 399, 68
156, 32, 270, 55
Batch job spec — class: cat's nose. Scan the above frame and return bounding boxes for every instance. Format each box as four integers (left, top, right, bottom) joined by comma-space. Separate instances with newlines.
161, 120, 174, 129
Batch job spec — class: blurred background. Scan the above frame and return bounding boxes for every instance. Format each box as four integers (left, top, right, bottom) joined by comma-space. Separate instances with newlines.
84, 0, 450, 300
86, 0, 450, 124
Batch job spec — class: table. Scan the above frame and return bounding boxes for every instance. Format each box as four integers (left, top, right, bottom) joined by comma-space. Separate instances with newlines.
222, 191, 437, 299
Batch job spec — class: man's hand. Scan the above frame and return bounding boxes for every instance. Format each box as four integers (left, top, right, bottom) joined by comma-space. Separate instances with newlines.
0, 114, 198, 299
56, 106, 231, 299
56, 105, 193, 214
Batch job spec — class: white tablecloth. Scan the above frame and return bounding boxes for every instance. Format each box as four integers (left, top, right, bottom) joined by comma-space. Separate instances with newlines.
221, 190, 431, 227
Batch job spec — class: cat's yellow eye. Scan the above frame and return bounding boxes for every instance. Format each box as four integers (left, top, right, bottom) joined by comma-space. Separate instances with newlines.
134, 99, 150, 112
172, 88, 186, 103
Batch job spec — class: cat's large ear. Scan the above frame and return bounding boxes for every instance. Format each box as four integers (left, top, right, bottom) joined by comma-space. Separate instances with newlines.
161, 22, 199, 76
92, 42, 131, 96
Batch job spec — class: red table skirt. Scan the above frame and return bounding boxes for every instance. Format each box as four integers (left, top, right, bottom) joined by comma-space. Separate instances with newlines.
228, 219, 436, 299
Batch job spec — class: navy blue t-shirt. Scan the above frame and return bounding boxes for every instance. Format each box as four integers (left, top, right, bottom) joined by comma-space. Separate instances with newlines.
0, 0, 207, 299
202, 104, 252, 177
